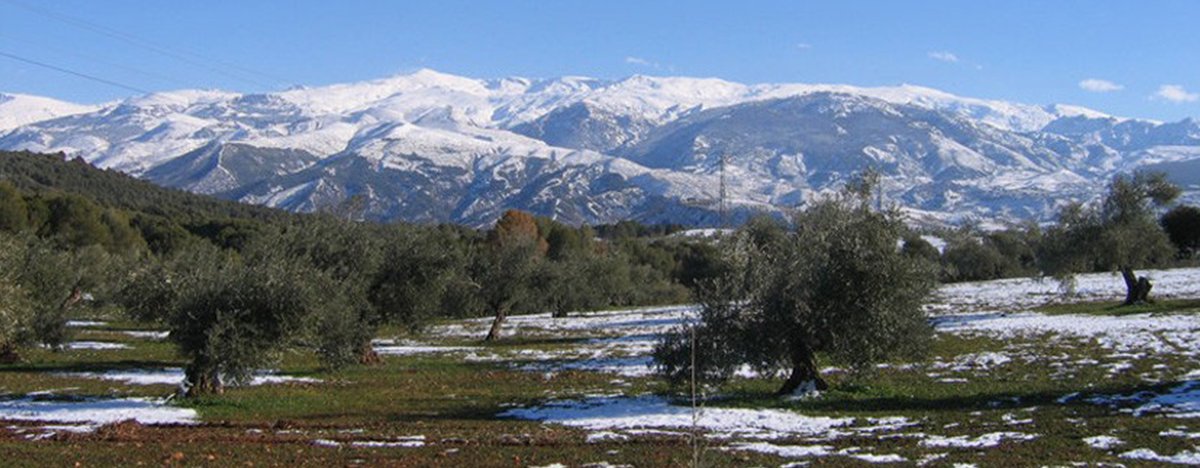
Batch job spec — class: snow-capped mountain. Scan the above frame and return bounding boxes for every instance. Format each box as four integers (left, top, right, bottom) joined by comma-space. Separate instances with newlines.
2, 69, 1198, 227
0, 93, 98, 132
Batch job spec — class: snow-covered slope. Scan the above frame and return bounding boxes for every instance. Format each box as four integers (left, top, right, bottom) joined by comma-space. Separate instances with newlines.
0, 93, 97, 132
1, 69, 1197, 227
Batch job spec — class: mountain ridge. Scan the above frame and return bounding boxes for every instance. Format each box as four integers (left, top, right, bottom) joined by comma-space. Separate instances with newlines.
2, 69, 1197, 228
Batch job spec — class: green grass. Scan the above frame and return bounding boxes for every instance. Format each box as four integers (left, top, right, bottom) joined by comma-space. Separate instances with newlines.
2, 305, 1200, 466
1036, 297, 1200, 316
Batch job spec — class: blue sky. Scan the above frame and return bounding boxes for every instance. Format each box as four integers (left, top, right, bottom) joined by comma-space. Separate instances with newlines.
1, 0, 1197, 121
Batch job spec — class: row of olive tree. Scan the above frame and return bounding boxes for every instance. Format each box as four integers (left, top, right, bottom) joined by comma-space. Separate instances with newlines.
906, 172, 1190, 305
477, 210, 695, 341
112, 210, 697, 395
1, 154, 710, 397
654, 170, 1187, 395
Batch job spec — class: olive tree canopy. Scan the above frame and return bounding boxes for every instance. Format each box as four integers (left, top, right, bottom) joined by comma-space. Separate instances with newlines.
655, 178, 937, 396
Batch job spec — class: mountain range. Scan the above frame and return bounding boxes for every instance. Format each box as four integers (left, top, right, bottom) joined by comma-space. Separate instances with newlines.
2, 69, 1199, 227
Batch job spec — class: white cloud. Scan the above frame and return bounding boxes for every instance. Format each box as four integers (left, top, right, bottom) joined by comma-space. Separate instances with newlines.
1154, 84, 1199, 103
796, 43, 813, 50
1079, 78, 1123, 93
928, 51, 959, 63
625, 56, 658, 68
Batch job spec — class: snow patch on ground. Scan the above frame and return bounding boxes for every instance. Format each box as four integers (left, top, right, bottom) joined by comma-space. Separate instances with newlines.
1161, 428, 1200, 439
373, 345, 481, 356
934, 312, 1200, 357
122, 331, 169, 340
931, 352, 1012, 372
1121, 447, 1200, 464
65, 321, 107, 328
500, 395, 908, 440
919, 431, 1038, 448
55, 368, 320, 386
729, 442, 906, 463
928, 267, 1200, 317
1083, 435, 1123, 449
64, 341, 131, 350
585, 431, 629, 443
0, 397, 196, 427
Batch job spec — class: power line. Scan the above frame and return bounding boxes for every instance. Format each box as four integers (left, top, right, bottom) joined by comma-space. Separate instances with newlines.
0, 0, 285, 89
0, 50, 150, 95
0, 31, 194, 89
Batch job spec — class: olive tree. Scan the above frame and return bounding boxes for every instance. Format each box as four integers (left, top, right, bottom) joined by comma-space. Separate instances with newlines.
1041, 171, 1179, 305
1161, 205, 1200, 258
0, 233, 114, 358
0, 234, 34, 361
654, 182, 937, 396
269, 218, 382, 368
121, 241, 327, 396
479, 210, 545, 341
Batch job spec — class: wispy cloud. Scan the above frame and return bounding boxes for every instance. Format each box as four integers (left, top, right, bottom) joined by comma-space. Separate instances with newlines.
1153, 84, 1199, 103
1079, 78, 1123, 93
796, 43, 813, 50
625, 56, 658, 68
927, 51, 959, 63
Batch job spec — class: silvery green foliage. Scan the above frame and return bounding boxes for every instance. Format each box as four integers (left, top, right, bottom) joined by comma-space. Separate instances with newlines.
0, 234, 115, 353
655, 186, 937, 390
0, 235, 34, 353
122, 239, 328, 393
1040, 171, 1179, 278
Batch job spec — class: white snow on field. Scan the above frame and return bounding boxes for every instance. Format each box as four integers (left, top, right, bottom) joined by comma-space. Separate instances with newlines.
522, 356, 655, 377
928, 267, 1200, 316
436, 306, 699, 377
122, 331, 169, 340
931, 352, 1012, 372
55, 368, 320, 386
438, 268, 1200, 381
1121, 447, 1200, 464
311, 435, 427, 449
65, 320, 107, 328
729, 442, 907, 463
585, 430, 629, 443
350, 439, 425, 448
1083, 435, 1123, 449
435, 305, 696, 342
464, 267, 1200, 456
934, 312, 1200, 356
37, 424, 95, 433
730, 442, 835, 457
500, 395, 909, 440
1130, 380, 1200, 417
0, 397, 195, 426
65, 341, 131, 350
919, 431, 1038, 448
372, 342, 482, 356
1162, 428, 1200, 439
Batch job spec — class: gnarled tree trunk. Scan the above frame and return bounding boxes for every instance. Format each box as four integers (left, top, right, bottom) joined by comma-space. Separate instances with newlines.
184, 361, 224, 397
484, 305, 508, 342
1120, 266, 1153, 305
60, 286, 83, 311
775, 341, 828, 397
0, 344, 21, 364
358, 341, 382, 366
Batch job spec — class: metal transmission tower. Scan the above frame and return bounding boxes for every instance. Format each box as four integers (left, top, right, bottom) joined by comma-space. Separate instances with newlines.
718, 152, 729, 229
678, 138, 731, 228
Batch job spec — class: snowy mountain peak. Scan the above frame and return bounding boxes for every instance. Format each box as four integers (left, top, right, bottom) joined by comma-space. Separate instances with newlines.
0, 93, 98, 131
1, 69, 1195, 228
123, 89, 241, 109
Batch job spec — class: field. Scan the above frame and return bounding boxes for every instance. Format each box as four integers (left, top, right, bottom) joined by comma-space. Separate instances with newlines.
3, 268, 1200, 466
